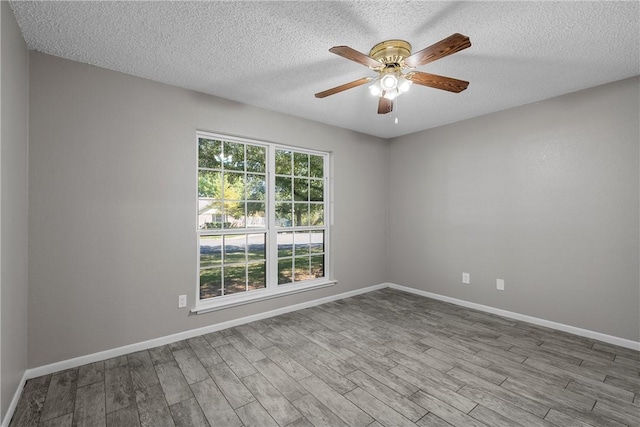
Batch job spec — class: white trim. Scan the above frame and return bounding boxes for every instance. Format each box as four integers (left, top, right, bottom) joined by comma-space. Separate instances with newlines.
21, 281, 640, 377
1, 372, 27, 427
24, 283, 387, 379
387, 283, 640, 351
5, 281, 638, 426
192, 279, 337, 314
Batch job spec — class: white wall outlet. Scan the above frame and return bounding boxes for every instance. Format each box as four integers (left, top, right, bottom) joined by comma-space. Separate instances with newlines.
497, 279, 505, 291
178, 294, 187, 308
462, 272, 470, 284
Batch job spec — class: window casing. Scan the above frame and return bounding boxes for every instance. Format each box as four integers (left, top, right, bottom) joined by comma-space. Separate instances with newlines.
195, 132, 332, 312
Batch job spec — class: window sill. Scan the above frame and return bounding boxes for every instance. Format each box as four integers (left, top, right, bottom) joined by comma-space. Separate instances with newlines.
191, 279, 337, 314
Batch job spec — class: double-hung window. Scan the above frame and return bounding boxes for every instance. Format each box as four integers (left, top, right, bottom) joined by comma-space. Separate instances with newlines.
195, 132, 332, 312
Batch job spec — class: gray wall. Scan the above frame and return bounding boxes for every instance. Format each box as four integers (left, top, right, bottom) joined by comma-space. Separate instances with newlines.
28, 52, 389, 368
1, 2, 29, 419
389, 77, 640, 341
22, 47, 640, 371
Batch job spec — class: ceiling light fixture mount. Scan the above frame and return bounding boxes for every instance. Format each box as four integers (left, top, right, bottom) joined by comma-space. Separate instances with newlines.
369, 39, 412, 65
315, 33, 471, 115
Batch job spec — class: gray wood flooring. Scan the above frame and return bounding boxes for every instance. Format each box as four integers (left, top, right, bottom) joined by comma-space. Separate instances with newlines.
10, 288, 640, 426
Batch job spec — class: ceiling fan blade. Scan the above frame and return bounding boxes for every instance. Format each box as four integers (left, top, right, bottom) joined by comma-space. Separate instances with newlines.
404, 33, 471, 68
329, 46, 382, 68
407, 71, 469, 93
315, 77, 372, 98
378, 96, 393, 114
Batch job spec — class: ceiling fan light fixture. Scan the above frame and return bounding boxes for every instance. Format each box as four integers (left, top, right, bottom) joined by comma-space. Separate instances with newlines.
369, 80, 383, 97
380, 74, 398, 90
397, 75, 412, 93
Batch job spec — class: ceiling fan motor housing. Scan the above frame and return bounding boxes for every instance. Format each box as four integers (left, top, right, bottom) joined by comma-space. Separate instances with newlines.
369, 40, 412, 66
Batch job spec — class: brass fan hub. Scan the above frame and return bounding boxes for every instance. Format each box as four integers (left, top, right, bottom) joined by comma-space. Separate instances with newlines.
369, 40, 412, 66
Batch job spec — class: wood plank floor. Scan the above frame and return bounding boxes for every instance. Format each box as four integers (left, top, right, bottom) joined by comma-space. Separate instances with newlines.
10, 288, 640, 426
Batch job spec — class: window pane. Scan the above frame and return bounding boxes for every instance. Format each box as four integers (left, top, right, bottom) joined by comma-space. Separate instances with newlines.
224, 266, 246, 295
275, 150, 292, 175
309, 155, 323, 178
246, 145, 266, 173
310, 231, 324, 254
200, 235, 222, 267
224, 172, 245, 200
246, 203, 266, 228
294, 256, 310, 282
198, 200, 224, 229
277, 232, 293, 257
310, 203, 324, 226
294, 203, 309, 226
223, 141, 245, 171
246, 174, 266, 200
309, 179, 323, 202
310, 255, 324, 279
275, 176, 292, 201
278, 258, 293, 285
276, 203, 292, 227
248, 262, 266, 290
198, 171, 222, 198
294, 178, 309, 201
223, 235, 246, 264
225, 201, 246, 228
199, 139, 222, 169
294, 152, 309, 176
200, 268, 222, 299
294, 231, 310, 255
247, 234, 266, 261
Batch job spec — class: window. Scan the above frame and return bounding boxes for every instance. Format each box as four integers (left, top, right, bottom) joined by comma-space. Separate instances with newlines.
196, 132, 332, 312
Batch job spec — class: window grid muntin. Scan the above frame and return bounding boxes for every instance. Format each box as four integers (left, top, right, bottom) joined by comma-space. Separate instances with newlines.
198, 139, 267, 231
274, 148, 325, 230
276, 229, 325, 284
272, 148, 325, 286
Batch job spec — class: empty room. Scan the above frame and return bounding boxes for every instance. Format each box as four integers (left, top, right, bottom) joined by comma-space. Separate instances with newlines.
1, 1, 639, 426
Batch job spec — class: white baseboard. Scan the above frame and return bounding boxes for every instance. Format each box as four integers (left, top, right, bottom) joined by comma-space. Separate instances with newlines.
388, 283, 640, 351
25, 283, 388, 380
1, 372, 27, 427
3, 283, 385, 426
5, 281, 638, 426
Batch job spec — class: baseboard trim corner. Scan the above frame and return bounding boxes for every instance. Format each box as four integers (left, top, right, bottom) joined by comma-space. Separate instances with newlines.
387, 283, 640, 351
1, 371, 28, 427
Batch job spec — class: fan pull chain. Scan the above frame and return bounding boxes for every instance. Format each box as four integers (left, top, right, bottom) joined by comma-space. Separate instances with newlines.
394, 97, 399, 124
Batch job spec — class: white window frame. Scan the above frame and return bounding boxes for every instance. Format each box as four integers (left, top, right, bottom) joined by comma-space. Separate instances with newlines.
193, 131, 335, 314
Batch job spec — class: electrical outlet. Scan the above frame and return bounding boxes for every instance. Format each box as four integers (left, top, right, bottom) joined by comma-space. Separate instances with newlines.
462, 272, 470, 284
497, 279, 505, 291
178, 294, 187, 308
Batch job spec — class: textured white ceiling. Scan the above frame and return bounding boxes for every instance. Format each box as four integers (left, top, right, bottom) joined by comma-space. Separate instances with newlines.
9, 1, 640, 138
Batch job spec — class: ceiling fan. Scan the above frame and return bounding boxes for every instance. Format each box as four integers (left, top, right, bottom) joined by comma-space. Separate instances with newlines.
315, 33, 471, 114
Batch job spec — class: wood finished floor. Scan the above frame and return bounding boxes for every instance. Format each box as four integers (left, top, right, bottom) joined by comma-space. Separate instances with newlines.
10, 288, 640, 427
